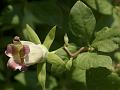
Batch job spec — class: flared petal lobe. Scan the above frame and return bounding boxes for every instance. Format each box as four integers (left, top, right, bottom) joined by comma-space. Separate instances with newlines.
7, 58, 27, 71
5, 44, 13, 57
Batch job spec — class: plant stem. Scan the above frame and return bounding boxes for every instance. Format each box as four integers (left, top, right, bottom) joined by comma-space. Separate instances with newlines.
63, 44, 88, 58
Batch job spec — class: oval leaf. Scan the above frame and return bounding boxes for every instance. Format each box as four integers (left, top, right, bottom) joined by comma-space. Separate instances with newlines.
73, 52, 112, 70
92, 39, 119, 52
92, 27, 120, 52
69, 1, 96, 43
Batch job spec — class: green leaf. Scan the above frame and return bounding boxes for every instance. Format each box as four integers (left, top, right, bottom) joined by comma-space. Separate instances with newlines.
72, 68, 86, 83
82, 0, 113, 15
66, 58, 73, 70
23, 24, 41, 44
92, 39, 119, 52
92, 27, 120, 52
86, 68, 120, 90
112, 7, 120, 30
51, 64, 66, 75
55, 47, 69, 61
27, 1, 63, 25
14, 71, 39, 89
69, 1, 96, 43
14, 73, 26, 86
37, 62, 46, 90
47, 52, 65, 65
93, 27, 120, 42
73, 52, 112, 70
46, 76, 57, 90
43, 26, 56, 49
47, 52, 65, 74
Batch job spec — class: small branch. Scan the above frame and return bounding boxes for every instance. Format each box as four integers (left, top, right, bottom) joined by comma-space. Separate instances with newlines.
63, 44, 88, 58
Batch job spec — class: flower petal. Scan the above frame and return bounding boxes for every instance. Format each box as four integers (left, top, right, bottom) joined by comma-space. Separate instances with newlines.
24, 44, 43, 66
7, 58, 27, 71
5, 44, 13, 57
21, 41, 35, 46
7, 58, 22, 71
23, 45, 30, 55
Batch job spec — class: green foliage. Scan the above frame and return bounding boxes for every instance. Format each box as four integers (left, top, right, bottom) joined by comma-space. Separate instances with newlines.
14, 71, 40, 90
72, 68, 86, 83
46, 76, 58, 90
92, 39, 119, 52
43, 26, 56, 49
55, 43, 78, 60
65, 58, 73, 70
37, 63, 46, 90
86, 68, 120, 90
82, 0, 113, 15
112, 7, 120, 30
74, 52, 112, 70
92, 27, 120, 52
1, 0, 120, 90
47, 52, 65, 65
23, 24, 41, 44
14, 72, 27, 86
47, 52, 65, 74
69, 1, 96, 43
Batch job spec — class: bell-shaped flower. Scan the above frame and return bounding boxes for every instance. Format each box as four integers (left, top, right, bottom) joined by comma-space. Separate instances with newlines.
5, 36, 48, 71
